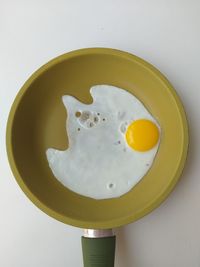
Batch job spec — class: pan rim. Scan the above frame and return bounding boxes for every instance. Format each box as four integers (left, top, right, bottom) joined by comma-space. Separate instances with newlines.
6, 48, 189, 229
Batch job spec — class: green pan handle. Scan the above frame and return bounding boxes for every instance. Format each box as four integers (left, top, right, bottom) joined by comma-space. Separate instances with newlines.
82, 235, 116, 267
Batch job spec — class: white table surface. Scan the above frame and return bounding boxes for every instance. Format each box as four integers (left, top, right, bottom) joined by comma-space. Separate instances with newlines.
0, 1, 199, 266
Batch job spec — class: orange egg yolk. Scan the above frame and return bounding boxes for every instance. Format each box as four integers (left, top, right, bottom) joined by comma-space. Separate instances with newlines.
125, 119, 159, 152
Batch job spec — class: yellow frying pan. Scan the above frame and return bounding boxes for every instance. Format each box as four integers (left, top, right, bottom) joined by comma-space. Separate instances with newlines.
6, 48, 188, 266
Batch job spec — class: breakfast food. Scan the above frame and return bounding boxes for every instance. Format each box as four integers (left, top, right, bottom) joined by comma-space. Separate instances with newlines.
46, 85, 160, 199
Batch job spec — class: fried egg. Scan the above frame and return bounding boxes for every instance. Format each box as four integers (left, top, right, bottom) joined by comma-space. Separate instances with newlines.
46, 85, 160, 199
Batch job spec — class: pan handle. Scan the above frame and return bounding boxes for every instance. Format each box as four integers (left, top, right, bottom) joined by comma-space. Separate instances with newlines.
82, 229, 116, 267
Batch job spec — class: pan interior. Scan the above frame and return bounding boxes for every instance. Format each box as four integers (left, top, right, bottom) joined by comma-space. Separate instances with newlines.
7, 49, 188, 229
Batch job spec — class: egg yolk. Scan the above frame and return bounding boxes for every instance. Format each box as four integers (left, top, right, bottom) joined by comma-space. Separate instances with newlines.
125, 119, 159, 152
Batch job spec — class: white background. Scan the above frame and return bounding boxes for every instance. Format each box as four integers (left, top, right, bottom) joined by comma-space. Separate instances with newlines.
0, 1, 199, 266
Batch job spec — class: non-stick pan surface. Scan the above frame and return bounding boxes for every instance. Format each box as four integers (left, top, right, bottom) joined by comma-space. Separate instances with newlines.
6, 48, 188, 229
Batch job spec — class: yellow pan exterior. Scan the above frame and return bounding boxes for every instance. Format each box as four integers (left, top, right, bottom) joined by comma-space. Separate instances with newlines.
6, 48, 189, 229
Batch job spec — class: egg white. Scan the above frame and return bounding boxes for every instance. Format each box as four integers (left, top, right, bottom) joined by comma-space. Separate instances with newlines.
46, 85, 160, 199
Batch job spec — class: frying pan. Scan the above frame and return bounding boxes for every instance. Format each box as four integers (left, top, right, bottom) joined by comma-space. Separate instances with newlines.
6, 48, 188, 266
